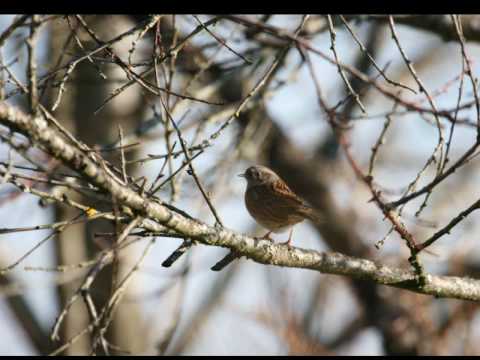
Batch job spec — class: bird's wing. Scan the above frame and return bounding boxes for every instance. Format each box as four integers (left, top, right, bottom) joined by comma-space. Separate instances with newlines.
270, 180, 309, 209
269, 180, 320, 222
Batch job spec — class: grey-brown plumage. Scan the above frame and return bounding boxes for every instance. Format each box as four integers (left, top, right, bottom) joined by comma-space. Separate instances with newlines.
244, 167, 318, 233
211, 165, 321, 271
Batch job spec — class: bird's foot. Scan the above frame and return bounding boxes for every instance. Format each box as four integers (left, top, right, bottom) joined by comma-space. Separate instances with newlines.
255, 231, 273, 242
280, 239, 292, 248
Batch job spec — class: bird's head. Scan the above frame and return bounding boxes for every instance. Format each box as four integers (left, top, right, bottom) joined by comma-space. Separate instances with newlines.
239, 165, 280, 188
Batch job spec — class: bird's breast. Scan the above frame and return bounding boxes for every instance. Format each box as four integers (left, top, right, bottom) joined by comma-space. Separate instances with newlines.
244, 186, 304, 231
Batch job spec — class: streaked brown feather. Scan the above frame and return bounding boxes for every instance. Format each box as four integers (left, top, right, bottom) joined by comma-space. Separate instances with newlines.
212, 165, 322, 271
245, 178, 320, 233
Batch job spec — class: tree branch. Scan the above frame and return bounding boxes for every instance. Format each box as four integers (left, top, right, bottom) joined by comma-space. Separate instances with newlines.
0, 101, 480, 302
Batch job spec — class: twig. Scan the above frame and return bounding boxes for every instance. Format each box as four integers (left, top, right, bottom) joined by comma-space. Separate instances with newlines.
368, 114, 393, 176
451, 15, 480, 140
26, 15, 40, 114
388, 15, 445, 176
192, 15, 253, 65
327, 15, 367, 114
339, 15, 416, 94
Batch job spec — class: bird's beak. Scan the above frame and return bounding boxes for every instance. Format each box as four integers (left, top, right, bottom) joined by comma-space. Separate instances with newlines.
238, 173, 246, 178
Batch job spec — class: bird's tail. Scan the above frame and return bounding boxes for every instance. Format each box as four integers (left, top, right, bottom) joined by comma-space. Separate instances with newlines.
303, 207, 323, 225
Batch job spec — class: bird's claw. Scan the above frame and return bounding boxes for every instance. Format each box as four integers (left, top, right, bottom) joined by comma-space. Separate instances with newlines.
280, 239, 292, 248
254, 235, 273, 242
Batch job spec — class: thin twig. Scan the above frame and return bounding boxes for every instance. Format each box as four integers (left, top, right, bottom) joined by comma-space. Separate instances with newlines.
339, 15, 416, 94
326, 15, 367, 114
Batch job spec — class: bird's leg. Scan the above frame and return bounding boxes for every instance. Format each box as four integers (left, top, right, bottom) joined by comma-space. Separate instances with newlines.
263, 231, 273, 240
281, 228, 294, 248
256, 231, 273, 241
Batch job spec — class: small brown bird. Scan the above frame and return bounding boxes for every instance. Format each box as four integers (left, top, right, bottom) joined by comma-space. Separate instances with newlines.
211, 165, 321, 271
240, 165, 320, 246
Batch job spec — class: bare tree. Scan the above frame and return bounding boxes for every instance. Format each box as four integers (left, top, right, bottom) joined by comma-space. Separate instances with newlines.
1, 14, 480, 355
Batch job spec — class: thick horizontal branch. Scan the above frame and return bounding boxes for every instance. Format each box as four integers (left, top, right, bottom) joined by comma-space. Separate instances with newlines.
0, 102, 480, 301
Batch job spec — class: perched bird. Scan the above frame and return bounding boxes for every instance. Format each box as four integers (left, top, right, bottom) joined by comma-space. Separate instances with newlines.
211, 165, 321, 271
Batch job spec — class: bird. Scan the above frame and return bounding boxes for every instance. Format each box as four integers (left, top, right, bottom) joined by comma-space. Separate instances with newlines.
211, 165, 321, 271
